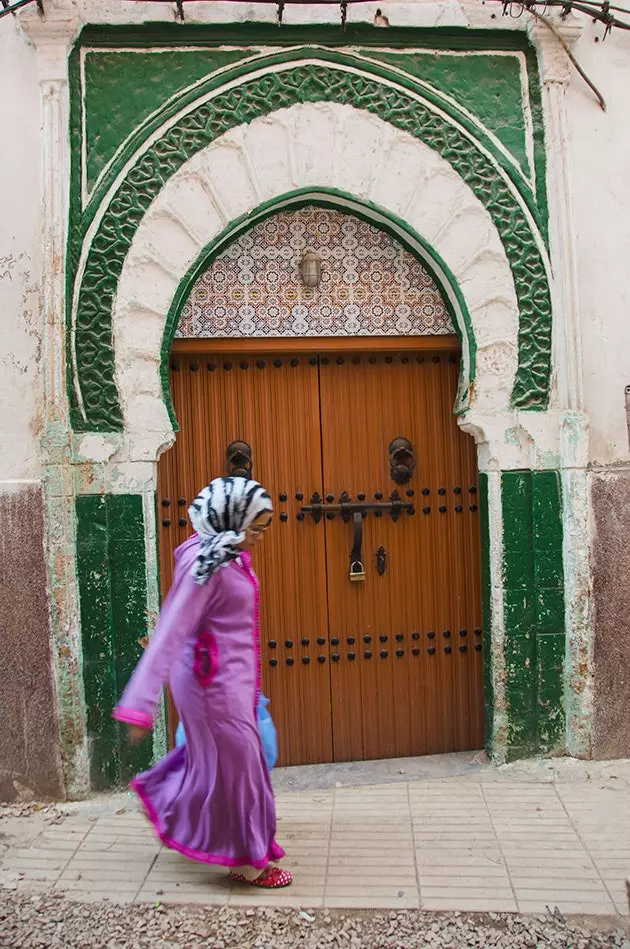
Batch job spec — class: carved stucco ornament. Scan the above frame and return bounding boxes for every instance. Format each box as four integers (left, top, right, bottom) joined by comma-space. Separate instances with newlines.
68, 64, 552, 431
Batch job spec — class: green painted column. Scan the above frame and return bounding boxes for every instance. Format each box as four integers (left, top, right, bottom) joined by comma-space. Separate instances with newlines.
75, 495, 153, 790
501, 471, 565, 759
532, 472, 567, 752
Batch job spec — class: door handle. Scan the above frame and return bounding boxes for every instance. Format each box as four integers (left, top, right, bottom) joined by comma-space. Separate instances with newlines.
349, 512, 366, 583
226, 440, 252, 478
389, 437, 416, 485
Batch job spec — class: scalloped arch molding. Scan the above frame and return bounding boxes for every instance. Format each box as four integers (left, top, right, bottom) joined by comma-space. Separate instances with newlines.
68, 57, 552, 438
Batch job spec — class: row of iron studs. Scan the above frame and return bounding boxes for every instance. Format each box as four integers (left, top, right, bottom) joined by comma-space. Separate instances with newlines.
160, 487, 478, 528
276, 487, 478, 523
267, 629, 482, 666
171, 354, 459, 373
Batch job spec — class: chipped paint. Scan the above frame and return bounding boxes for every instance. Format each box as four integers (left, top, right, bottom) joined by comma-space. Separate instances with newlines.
75, 494, 154, 789
561, 413, 593, 757
500, 469, 566, 760
143, 488, 168, 763
9, 2, 618, 794
478, 471, 506, 761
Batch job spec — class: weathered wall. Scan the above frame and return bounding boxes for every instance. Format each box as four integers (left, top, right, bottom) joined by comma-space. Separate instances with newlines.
0, 485, 63, 799
501, 471, 565, 760
591, 473, 630, 758
0, 21, 42, 480
61, 8, 592, 775
0, 0, 626, 797
567, 25, 630, 469
75, 494, 152, 791
565, 26, 630, 754
0, 23, 63, 799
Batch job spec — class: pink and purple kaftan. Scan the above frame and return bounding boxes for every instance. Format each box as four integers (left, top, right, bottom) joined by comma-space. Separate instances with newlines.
113, 535, 284, 869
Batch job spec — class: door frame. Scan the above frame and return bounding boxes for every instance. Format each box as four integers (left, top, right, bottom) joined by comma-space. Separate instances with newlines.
163, 333, 482, 754
172, 336, 459, 355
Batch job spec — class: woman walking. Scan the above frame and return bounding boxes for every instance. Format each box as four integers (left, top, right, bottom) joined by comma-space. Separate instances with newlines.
113, 476, 292, 889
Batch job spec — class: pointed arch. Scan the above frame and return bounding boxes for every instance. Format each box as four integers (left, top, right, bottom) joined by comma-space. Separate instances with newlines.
68, 60, 552, 433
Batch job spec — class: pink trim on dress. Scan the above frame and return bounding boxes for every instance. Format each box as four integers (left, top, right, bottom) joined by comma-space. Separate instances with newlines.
240, 553, 262, 718
192, 629, 219, 688
130, 777, 286, 869
112, 707, 153, 730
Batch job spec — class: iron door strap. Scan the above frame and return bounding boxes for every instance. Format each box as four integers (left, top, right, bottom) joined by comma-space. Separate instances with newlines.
349, 511, 366, 582
300, 496, 414, 521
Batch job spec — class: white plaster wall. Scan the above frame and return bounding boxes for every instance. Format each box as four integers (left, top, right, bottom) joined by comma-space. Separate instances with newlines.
0, 22, 43, 481
74, 0, 471, 29
566, 24, 630, 466
69, 0, 532, 31
5, 1, 624, 476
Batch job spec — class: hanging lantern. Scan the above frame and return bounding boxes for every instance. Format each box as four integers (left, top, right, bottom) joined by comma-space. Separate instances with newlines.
299, 251, 322, 288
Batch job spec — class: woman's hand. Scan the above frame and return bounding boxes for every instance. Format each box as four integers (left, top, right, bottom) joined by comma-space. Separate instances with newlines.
128, 725, 149, 745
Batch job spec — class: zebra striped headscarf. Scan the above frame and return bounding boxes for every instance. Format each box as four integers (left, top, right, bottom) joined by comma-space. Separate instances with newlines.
188, 477, 273, 585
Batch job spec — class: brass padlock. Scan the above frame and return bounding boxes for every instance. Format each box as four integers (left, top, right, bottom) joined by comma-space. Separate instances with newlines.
349, 560, 366, 583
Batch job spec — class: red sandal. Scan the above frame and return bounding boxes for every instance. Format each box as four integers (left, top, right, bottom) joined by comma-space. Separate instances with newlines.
231, 866, 293, 889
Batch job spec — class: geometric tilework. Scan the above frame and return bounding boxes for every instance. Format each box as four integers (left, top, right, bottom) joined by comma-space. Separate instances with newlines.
177, 209, 453, 339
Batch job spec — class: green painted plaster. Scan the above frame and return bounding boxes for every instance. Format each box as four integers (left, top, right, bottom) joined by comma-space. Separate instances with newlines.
67, 57, 552, 431
72, 47, 544, 241
501, 471, 565, 759
82, 44, 540, 197
72, 24, 548, 226
365, 51, 530, 177
75, 494, 152, 789
83, 48, 258, 193
150, 492, 169, 765
75, 22, 543, 52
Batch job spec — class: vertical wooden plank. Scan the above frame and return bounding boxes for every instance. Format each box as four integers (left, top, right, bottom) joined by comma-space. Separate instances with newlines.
319, 347, 483, 762
156, 352, 332, 765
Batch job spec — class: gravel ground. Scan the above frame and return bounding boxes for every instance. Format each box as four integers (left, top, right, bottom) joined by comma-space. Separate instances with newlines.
1, 892, 630, 949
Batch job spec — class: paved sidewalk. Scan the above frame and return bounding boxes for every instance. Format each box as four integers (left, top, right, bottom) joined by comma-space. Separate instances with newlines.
2, 758, 630, 916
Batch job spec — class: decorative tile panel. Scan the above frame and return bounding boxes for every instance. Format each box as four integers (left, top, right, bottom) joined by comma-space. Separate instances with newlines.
176, 209, 453, 339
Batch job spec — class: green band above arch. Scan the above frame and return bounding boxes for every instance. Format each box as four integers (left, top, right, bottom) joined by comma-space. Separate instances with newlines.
160, 188, 476, 429
68, 60, 552, 431
76, 46, 543, 231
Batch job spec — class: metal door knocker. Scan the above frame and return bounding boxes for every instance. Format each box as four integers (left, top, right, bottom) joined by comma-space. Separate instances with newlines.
226, 441, 253, 479
389, 437, 416, 485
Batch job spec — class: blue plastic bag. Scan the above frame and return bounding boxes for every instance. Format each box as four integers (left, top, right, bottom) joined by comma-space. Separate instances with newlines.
257, 694, 278, 771
174, 693, 278, 771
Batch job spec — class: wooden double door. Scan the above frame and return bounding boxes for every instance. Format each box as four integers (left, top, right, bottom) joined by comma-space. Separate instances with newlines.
158, 340, 484, 766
